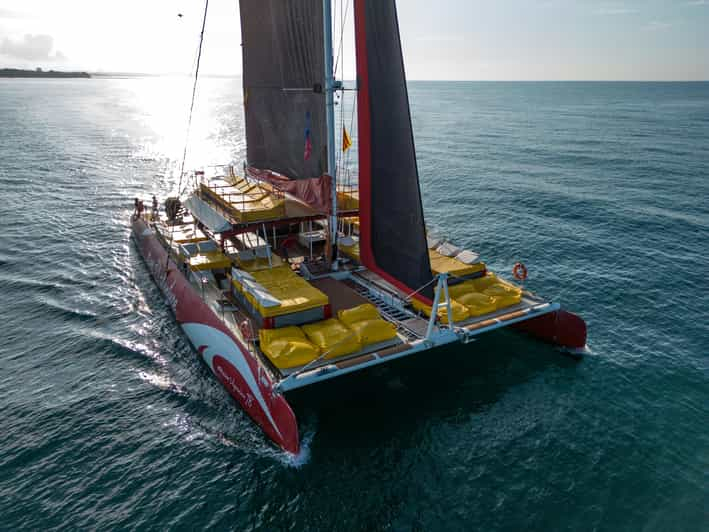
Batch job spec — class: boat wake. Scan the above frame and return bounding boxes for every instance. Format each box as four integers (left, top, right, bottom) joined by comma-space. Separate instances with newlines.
280, 417, 317, 469
559, 344, 591, 360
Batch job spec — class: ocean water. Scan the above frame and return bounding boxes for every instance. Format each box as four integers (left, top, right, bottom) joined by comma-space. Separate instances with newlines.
0, 78, 707, 530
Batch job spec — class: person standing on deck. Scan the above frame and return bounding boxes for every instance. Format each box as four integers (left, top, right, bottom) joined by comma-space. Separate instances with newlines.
152, 195, 159, 221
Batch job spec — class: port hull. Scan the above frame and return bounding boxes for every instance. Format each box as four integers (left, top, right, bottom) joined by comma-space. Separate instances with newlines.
131, 218, 300, 454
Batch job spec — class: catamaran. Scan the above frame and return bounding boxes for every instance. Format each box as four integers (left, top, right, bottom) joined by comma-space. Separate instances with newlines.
132, 0, 586, 454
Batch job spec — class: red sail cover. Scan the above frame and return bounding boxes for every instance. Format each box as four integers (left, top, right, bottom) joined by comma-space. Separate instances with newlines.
354, 0, 434, 301
246, 167, 332, 214
240, 0, 326, 179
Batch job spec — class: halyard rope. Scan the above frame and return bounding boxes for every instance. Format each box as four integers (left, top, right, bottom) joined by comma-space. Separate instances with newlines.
164, 0, 209, 272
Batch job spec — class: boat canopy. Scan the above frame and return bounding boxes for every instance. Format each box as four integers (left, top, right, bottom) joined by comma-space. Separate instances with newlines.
184, 194, 231, 233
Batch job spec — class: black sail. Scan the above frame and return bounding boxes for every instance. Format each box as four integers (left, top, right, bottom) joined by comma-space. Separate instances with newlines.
354, 0, 433, 300
240, 0, 326, 179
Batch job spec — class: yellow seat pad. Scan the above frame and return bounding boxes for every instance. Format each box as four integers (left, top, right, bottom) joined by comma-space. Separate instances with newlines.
348, 319, 397, 346
451, 274, 522, 314
188, 250, 232, 271
483, 283, 522, 298
234, 266, 329, 318
237, 255, 285, 272
302, 319, 361, 358
428, 249, 486, 278
467, 272, 520, 292
492, 292, 522, 311
337, 303, 381, 326
338, 240, 360, 261
200, 181, 286, 222
455, 292, 497, 317
337, 304, 397, 346
411, 297, 470, 324
259, 327, 320, 369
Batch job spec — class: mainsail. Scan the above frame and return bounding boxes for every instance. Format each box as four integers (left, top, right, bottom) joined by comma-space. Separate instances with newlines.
240, 0, 327, 179
354, 0, 434, 300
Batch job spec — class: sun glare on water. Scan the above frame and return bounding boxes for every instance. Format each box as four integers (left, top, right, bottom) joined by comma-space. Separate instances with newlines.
123, 76, 245, 193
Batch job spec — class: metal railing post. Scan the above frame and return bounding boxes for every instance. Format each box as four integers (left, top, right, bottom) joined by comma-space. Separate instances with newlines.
441, 273, 454, 328
425, 275, 443, 339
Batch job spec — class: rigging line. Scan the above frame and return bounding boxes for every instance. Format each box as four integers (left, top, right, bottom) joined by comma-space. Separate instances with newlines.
165, 0, 210, 272
333, 0, 350, 76
336, 0, 351, 181
184, 34, 206, 193
404, 275, 439, 302
334, 0, 345, 171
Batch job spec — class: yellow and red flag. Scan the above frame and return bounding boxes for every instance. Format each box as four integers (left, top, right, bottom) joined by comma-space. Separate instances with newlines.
342, 126, 352, 152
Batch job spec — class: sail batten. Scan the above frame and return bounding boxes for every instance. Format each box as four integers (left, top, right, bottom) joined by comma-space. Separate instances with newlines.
354, 0, 434, 301
240, 0, 327, 179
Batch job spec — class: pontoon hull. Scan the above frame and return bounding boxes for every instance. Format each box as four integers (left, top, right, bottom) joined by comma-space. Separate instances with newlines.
512, 309, 587, 349
131, 218, 299, 454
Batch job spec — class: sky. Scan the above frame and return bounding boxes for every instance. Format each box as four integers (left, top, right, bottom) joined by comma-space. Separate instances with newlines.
0, 0, 707, 80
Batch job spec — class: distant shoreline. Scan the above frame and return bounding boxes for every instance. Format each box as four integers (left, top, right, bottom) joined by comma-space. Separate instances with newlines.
0, 68, 90, 79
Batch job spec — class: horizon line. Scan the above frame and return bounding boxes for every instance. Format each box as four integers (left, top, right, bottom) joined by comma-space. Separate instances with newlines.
87, 72, 709, 83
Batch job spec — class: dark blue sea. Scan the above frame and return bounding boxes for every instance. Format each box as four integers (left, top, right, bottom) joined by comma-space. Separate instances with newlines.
0, 79, 707, 530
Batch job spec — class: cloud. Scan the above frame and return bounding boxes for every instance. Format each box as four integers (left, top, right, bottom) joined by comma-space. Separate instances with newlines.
0, 7, 37, 20
643, 21, 672, 31
416, 35, 465, 43
0, 34, 66, 61
0, 8, 24, 19
596, 6, 639, 15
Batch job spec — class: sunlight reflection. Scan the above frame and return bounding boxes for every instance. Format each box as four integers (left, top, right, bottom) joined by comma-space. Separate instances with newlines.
121, 76, 246, 194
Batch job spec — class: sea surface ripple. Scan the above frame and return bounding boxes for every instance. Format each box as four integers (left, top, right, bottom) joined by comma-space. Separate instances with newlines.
0, 79, 707, 530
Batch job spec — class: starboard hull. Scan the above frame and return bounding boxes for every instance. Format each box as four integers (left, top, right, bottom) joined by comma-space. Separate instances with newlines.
512, 309, 587, 350
131, 218, 299, 454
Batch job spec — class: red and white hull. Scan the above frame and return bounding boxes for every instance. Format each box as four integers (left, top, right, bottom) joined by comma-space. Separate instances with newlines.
131, 218, 299, 454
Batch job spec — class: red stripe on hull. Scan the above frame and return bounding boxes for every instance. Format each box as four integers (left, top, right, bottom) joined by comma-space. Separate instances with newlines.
512, 310, 587, 349
131, 218, 299, 454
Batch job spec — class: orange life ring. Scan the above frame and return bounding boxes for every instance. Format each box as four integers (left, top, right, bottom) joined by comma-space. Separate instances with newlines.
512, 262, 528, 281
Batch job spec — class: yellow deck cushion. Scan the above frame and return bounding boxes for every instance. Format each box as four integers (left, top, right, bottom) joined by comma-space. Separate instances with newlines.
337, 303, 381, 326
455, 292, 498, 317
483, 283, 522, 298
237, 255, 285, 272
447, 280, 478, 299
200, 181, 286, 223
302, 319, 361, 358
259, 327, 320, 369
493, 293, 522, 310
348, 319, 397, 346
468, 272, 519, 292
428, 249, 486, 278
233, 266, 329, 318
449, 274, 522, 315
411, 297, 470, 324
188, 250, 232, 271
338, 240, 360, 261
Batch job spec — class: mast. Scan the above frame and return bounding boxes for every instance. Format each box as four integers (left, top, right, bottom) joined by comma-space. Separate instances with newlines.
323, 0, 338, 266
